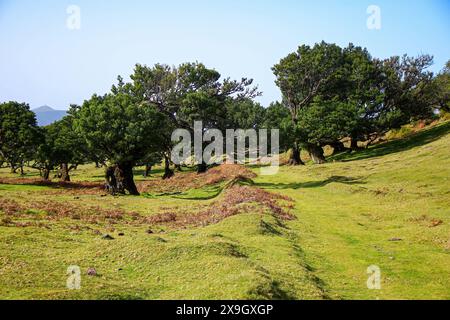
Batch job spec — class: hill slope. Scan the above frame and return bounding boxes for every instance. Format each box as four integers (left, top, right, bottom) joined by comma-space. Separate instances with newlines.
253, 122, 450, 299
0, 122, 449, 299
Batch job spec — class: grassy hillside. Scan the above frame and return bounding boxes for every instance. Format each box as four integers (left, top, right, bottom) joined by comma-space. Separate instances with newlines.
0, 122, 449, 300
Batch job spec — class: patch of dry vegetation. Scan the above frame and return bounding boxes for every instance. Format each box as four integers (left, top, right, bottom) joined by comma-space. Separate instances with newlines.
145, 185, 296, 228
0, 178, 295, 231
138, 164, 256, 193
0, 178, 105, 195
0, 197, 139, 227
408, 214, 444, 228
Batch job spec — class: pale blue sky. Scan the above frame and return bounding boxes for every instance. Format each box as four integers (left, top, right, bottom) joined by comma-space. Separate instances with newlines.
0, 0, 449, 109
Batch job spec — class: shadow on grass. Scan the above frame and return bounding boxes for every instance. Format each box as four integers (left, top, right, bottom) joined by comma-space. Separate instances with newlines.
330, 121, 450, 163
0, 178, 103, 190
172, 185, 225, 200
142, 185, 224, 201
248, 279, 297, 300
256, 176, 366, 190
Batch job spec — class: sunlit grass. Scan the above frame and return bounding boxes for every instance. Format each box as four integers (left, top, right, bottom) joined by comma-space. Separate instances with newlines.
0, 122, 449, 300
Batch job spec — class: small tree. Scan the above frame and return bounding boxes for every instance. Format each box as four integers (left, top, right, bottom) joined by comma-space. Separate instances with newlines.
35, 114, 87, 181
74, 92, 169, 195
0, 101, 41, 174
34, 125, 58, 180
297, 99, 361, 163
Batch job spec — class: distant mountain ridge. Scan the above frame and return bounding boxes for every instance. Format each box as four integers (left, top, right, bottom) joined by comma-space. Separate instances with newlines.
32, 106, 67, 126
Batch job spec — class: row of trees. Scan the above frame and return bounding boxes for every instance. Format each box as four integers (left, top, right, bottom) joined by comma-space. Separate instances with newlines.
0, 62, 263, 194
1, 42, 448, 195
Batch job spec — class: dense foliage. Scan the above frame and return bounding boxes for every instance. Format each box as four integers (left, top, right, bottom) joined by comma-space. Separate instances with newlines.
273, 42, 443, 163
0, 102, 41, 174
0, 43, 448, 193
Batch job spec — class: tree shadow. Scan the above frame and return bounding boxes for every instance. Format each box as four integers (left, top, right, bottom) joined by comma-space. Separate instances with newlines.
0, 178, 103, 190
329, 122, 450, 162
255, 175, 366, 190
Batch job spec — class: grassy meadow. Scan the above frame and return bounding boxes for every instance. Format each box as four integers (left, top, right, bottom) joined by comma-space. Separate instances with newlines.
0, 122, 449, 300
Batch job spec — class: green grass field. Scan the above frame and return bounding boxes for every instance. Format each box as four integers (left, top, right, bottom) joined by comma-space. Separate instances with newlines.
0, 122, 449, 300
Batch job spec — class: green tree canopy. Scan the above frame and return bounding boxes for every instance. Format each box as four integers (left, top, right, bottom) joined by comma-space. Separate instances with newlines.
0, 101, 41, 173
35, 113, 88, 181
74, 92, 170, 195
124, 61, 260, 173
272, 41, 343, 164
433, 60, 450, 113
273, 42, 439, 164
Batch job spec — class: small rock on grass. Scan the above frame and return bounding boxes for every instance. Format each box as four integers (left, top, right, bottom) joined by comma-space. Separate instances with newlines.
102, 234, 115, 240
87, 268, 97, 276
429, 219, 443, 228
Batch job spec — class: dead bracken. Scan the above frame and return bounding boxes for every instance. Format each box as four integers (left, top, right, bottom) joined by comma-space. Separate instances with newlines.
0, 184, 295, 230
0, 197, 137, 226
0, 165, 295, 230
138, 164, 257, 194
0, 178, 105, 195
144, 185, 296, 228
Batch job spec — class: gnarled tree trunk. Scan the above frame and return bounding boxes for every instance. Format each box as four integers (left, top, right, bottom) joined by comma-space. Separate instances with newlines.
330, 141, 348, 155
143, 164, 152, 177
197, 161, 208, 174
105, 163, 139, 195
43, 168, 50, 181
162, 155, 174, 180
350, 137, 360, 151
105, 166, 119, 194
118, 163, 139, 195
306, 144, 326, 164
288, 144, 305, 166
60, 163, 71, 182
